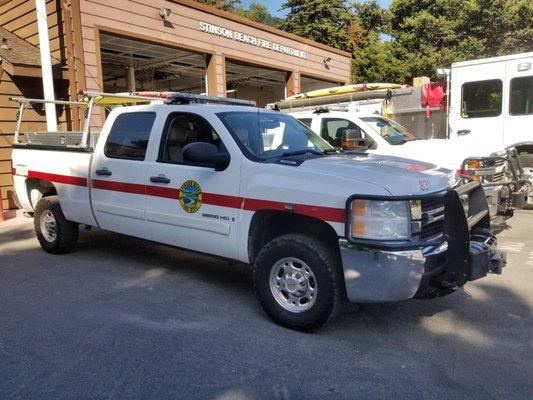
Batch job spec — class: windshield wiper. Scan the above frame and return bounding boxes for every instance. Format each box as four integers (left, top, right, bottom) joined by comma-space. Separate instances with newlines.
391, 139, 408, 145
280, 149, 327, 157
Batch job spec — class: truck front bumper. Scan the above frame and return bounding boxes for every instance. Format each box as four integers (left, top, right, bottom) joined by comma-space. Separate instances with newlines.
340, 181, 505, 303
340, 233, 503, 303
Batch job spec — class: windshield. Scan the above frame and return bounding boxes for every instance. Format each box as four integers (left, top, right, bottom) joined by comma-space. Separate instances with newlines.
360, 116, 418, 145
217, 111, 334, 161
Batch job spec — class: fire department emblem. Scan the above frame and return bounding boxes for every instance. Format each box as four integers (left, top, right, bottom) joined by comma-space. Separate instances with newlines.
178, 180, 203, 213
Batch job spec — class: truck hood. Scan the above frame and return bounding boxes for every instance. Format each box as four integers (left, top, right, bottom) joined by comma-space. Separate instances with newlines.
299, 153, 456, 196
384, 139, 505, 170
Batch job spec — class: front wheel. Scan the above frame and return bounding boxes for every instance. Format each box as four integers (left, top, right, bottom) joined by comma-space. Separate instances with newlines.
34, 195, 79, 254
252, 234, 343, 331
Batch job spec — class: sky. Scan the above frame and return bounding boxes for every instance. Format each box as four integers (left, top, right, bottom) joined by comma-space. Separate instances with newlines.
239, 0, 392, 18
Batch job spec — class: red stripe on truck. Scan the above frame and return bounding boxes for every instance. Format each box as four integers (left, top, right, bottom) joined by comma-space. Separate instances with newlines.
95, 180, 345, 223
23, 170, 345, 223
27, 171, 88, 187
92, 179, 146, 195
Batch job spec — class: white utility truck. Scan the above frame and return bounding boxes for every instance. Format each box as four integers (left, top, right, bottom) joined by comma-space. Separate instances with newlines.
10, 92, 504, 330
278, 99, 528, 218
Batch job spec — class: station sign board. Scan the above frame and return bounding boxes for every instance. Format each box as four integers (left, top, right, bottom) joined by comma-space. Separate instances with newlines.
199, 22, 308, 60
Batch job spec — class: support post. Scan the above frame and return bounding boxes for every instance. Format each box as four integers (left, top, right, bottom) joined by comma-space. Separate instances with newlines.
126, 65, 136, 92
81, 97, 94, 148
286, 71, 301, 99
206, 54, 226, 97
35, 0, 58, 131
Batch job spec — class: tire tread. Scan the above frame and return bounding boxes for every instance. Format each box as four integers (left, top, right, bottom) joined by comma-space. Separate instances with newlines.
34, 195, 79, 254
252, 233, 343, 331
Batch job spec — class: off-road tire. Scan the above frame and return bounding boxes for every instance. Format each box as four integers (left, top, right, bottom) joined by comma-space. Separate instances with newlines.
252, 233, 343, 331
34, 195, 79, 254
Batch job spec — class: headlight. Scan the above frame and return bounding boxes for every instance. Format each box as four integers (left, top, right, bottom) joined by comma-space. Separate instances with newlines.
458, 159, 496, 181
349, 199, 411, 241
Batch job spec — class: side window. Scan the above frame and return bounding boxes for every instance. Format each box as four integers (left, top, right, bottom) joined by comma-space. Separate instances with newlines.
461, 79, 503, 118
320, 118, 362, 146
158, 112, 224, 164
104, 112, 156, 160
510, 76, 533, 116
298, 118, 312, 128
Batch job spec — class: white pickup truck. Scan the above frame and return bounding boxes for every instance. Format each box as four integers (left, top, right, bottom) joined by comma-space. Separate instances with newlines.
11, 92, 504, 330
282, 107, 528, 217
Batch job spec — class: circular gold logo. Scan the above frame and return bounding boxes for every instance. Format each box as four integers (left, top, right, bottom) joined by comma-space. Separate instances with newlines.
178, 180, 202, 213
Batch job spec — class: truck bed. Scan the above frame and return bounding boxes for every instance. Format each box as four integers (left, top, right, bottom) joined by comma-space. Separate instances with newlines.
14, 132, 100, 151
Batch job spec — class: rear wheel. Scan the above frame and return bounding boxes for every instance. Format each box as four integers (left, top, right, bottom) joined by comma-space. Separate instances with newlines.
34, 195, 79, 254
252, 234, 343, 331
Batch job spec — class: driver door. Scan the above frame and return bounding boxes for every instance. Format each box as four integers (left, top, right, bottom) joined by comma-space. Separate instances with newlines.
143, 111, 241, 260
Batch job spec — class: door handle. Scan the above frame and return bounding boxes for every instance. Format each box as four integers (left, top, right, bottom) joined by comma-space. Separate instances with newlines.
457, 129, 471, 136
150, 175, 171, 184
95, 168, 112, 176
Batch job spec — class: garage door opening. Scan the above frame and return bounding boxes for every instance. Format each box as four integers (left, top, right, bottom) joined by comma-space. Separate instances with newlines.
225, 59, 286, 107
99, 33, 208, 94
300, 76, 341, 93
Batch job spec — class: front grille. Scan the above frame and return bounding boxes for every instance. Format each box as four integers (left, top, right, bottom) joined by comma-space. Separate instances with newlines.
488, 171, 505, 182
420, 197, 445, 241
494, 158, 505, 168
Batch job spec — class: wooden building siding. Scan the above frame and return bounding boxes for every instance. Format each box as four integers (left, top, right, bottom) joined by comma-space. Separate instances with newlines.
0, 0, 67, 64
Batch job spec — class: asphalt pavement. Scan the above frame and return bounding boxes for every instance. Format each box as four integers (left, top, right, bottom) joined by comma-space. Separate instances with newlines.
1, 212, 532, 400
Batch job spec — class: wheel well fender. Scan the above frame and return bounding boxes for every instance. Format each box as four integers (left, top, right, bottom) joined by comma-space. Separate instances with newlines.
26, 179, 57, 210
247, 210, 341, 264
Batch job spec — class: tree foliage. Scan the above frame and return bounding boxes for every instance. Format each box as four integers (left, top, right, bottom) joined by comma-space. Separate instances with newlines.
195, 0, 279, 26
277, 0, 354, 51
195, 0, 241, 12
389, 0, 533, 80
236, 2, 281, 26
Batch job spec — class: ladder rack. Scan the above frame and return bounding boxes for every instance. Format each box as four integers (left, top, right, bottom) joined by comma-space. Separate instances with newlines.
11, 90, 257, 149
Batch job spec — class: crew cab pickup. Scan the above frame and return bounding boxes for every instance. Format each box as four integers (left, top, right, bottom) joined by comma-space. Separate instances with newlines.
283, 107, 529, 218
11, 92, 505, 330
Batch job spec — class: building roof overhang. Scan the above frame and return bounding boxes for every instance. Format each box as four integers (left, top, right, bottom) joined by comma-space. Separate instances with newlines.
0, 26, 67, 79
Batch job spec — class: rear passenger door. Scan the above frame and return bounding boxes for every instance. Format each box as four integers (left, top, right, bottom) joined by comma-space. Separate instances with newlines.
143, 111, 241, 260
91, 111, 156, 240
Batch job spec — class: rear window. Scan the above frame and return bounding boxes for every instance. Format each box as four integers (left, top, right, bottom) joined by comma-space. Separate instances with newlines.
461, 79, 502, 118
510, 76, 533, 116
104, 112, 156, 160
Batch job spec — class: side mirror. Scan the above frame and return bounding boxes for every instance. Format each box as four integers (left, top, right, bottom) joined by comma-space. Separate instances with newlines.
341, 129, 371, 150
182, 142, 230, 171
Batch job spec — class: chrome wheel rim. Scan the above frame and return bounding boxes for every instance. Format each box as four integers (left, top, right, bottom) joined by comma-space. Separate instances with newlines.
269, 257, 317, 313
40, 210, 57, 243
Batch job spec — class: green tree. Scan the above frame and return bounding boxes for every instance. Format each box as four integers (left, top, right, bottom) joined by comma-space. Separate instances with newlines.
389, 0, 533, 80
277, 0, 355, 51
195, 0, 241, 12
350, 0, 410, 83
236, 2, 281, 26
